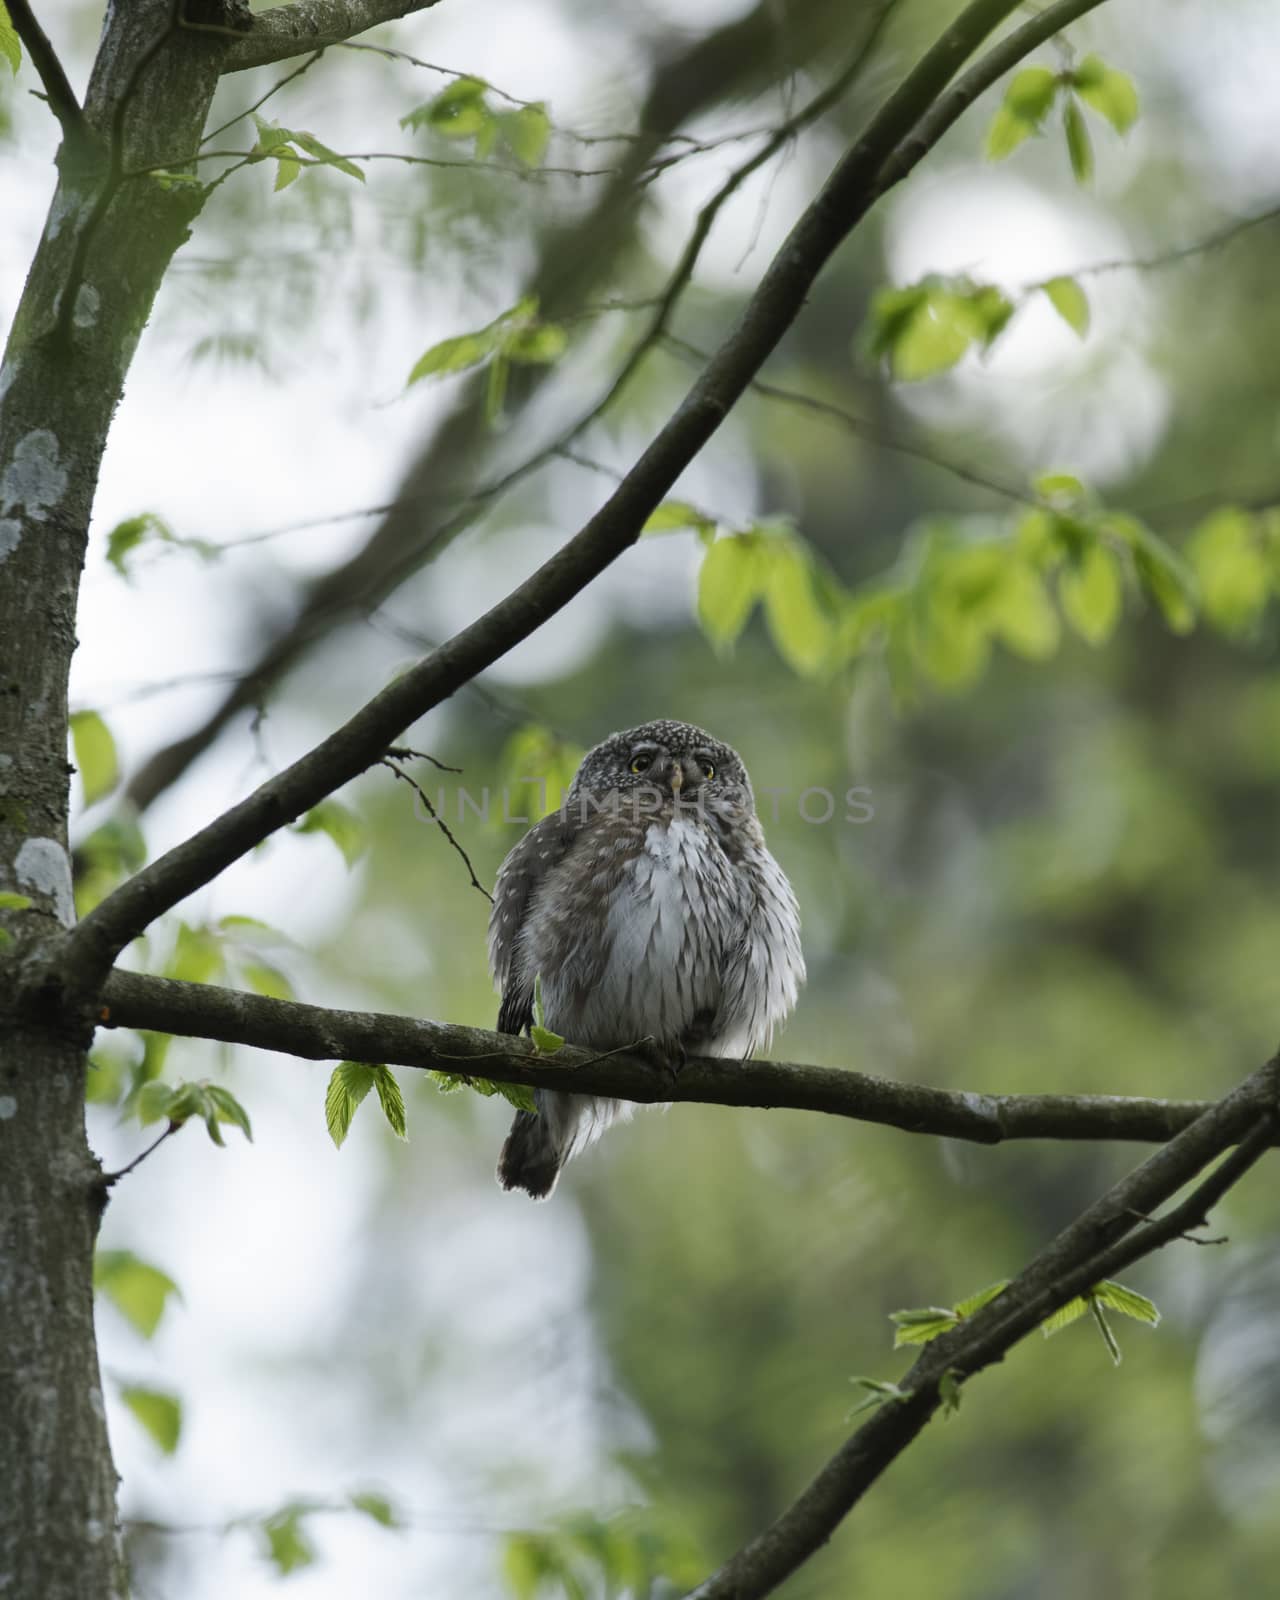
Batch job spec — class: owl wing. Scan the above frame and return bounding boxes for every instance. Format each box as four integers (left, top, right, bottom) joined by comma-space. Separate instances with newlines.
488, 809, 578, 1035
710, 836, 805, 1058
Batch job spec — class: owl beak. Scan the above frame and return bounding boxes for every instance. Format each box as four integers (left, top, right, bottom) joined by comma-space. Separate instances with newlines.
669, 764, 683, 795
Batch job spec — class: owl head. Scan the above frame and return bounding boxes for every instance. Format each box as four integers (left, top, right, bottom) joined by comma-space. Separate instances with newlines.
566, 720, 754, 818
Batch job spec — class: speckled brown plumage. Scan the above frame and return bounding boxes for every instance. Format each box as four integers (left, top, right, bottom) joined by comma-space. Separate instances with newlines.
488, 722, 804, 1198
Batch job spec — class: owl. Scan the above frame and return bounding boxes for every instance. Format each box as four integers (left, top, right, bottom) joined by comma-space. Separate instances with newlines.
488, 720, 805, 1198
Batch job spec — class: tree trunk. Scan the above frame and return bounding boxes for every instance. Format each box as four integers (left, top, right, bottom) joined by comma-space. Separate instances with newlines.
0, 4, 234, 1591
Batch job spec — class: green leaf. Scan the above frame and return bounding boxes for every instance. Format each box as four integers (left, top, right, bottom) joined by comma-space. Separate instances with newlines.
273, 152, 301, 191
1034, 473, 1086, 506
891, 1279, 1009, 1347
94, 1251, 181, 1339
290, 129, 365, 182
984, 105, 1036, 161
1042, 276, 1090, 338
503, 321, 568, 365
135, 1077, 180, 1127
120, 1385, 182, 1454
644, 500, 716, 539
866, 284, 930, 357
69, 710, 119, 806
499, 104, 551, 167
0, 891, 31, 911
326, 1061, 375, 1148
498, 723, 584, 817
415, 75, 491, 140
349, 1490, 402, 1529
530, 974, 563, 1050
984, 66, 1059, 160
204, 1083, 254, 1143
1090, 1296, 1123, 1365
85, 1047, 129, 1106
484, 350, 510, 422
166, 1081, 226, 1145
167, 921, 224, 985
953, 1280, 1010, 1318
370, 1064, 408, 1140
1005, 65, 1059, 122
261, 1507, 317, 1576
1041, 1295, 1090, 1336
241, 961, 294, 1001
886, 292, 973, 380
105, 512, 174, 578
137, 1079, 251, 1145
989, 562, 1061, 660
697, 535, 764, 652
1060, 542, 1122, 645
1073, 55, 1140, 134
0, 4, 21, 75
870, 280, 1014, 380
1094, 1279, 1161, 1326
938, 1368, 964, 1418
407, 331, 494, 385
890, 1307, 959, 1348
252, 114, 292, 152
763, 542, 832, 676
326, 1062, 406, 1147
295, 800, 366, 867
963, 284, 1016, 348
847, 1376, 911, 1417
1123, 522, 1198, 633
497, 1080, 539, 1113
1188, 507, 1270, 635
533, 972, 549, 1029
1063, 97, 1094, 183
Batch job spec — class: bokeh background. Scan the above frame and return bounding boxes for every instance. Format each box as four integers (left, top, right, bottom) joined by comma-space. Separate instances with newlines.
6, 0, 1280, 1594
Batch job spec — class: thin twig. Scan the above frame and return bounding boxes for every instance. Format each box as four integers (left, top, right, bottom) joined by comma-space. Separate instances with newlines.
378, 756, 492, 903
339, 39, 771, 156
5, 0, 90, 152
100, 1122, 181, 1185
385, 745, 462, 773
201, 48, 326, 146
661, 332, 1028, 502
1046, 202, 1280, 287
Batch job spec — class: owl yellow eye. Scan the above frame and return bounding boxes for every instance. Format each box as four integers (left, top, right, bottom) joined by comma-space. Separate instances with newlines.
701, 761, 715, 780
630, 755, 650, 774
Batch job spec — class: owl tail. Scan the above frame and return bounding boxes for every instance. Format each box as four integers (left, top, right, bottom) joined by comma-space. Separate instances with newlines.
497, 1090, 629, 1199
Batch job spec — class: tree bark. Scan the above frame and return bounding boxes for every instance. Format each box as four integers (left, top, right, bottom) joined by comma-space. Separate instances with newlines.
0, 5, 232, 1592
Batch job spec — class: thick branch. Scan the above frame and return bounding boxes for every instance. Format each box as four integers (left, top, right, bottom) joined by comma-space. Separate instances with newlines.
687, 1054, 1280, 1599
3, 0, 90, 153
63, 0, 1095, 993
220, 0, 444, 72
99, 971, 1265, 1150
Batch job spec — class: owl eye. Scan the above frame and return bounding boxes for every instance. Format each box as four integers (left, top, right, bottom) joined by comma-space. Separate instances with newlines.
630, 754, 651, 774
701, 761, 715, 780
